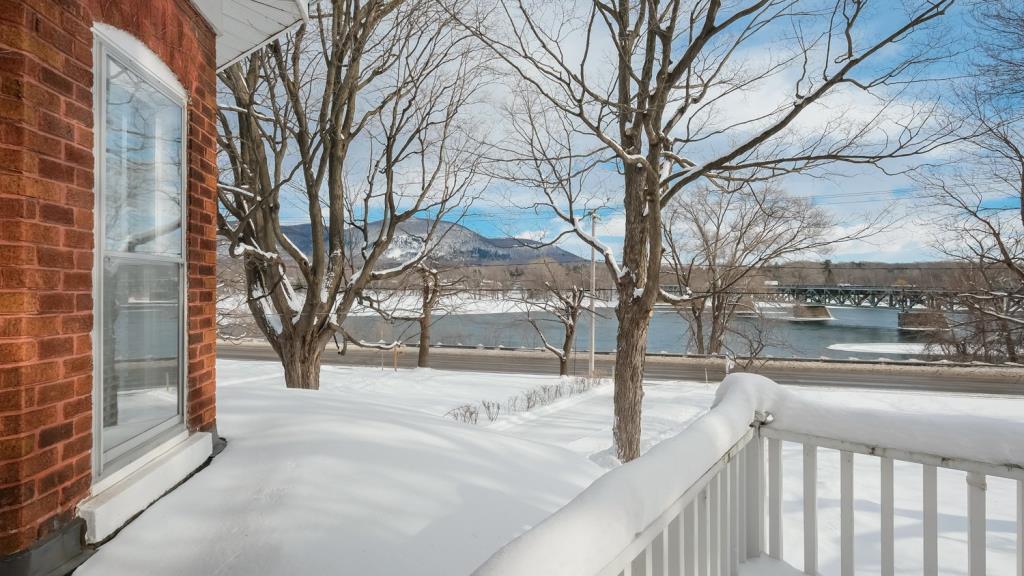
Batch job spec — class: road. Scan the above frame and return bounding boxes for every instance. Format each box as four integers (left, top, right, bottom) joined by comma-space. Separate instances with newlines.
217, 342, 1024, 395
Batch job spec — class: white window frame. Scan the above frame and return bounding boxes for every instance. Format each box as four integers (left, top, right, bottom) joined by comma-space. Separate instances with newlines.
91, 25, 190, 479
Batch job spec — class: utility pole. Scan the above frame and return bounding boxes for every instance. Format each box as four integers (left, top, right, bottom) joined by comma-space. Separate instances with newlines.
589, 212, 599, 379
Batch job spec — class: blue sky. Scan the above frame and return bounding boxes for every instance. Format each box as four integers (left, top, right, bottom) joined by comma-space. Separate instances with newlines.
274, 0, 990, 265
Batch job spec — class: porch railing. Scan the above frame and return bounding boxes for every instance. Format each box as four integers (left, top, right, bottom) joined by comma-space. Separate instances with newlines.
472, 374, 1024, 576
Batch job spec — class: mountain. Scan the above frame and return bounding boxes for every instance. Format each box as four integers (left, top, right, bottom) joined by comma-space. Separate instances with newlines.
276, 219, 584, 266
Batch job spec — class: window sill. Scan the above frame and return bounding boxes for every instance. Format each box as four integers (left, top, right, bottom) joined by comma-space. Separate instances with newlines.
79, 431, 213, 543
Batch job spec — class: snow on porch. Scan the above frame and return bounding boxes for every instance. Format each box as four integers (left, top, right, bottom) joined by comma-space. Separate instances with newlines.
74, 364, 604, 576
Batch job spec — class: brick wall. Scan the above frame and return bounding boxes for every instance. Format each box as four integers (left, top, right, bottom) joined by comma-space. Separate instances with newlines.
0, 0, 218, 556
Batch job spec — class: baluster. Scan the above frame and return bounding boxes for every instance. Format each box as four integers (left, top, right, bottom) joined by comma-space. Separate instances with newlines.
880, 457, 894, 576
1017, 480, 1022, 576
644, 543, 654, 576
967, 472, 986, 576
923, 464, 937, 576
729, 456, 740, 575
840, 451, 854, 576
769, 438, 783, 560
746, 437, 764, 559
668, 515, 681, 576
659, 526, 669, 576
710, 474, 721, 576
699, 488, 709, 576
803, 444, 817, 575
737, 449, 747, 563
684, 501, 696, 576
720, 470, 729, 575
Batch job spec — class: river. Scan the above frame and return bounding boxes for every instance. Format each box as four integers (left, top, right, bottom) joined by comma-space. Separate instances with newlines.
341, 305, 936, 360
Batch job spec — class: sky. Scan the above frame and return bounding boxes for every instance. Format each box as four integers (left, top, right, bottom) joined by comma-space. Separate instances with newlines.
269, 0, 1005, 265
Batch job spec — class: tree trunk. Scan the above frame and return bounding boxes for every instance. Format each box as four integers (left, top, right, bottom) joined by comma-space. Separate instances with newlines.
613, 298, 649, 462
418, 310, 431, 368
559, 324, 576, 377
280, 337, 327, 390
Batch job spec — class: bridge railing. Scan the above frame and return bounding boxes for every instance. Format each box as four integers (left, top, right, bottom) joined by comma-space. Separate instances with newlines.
471, 374, 1024, 576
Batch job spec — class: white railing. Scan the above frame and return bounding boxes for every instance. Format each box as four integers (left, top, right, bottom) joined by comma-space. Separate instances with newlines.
473, 374, 1024, 576
760, 427, 1024, 576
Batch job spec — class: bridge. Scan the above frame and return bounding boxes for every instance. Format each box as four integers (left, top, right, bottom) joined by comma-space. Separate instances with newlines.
773, 284, 961, 311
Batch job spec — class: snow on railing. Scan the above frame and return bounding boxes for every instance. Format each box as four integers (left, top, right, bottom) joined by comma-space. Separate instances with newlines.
472, 374, 1024, 576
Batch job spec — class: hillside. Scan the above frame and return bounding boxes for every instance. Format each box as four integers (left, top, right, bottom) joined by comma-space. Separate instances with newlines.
277, 218, 584, 266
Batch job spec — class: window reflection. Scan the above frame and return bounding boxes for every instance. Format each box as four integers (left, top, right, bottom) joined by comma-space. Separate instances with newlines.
104, 56, 183, 256
102, 259, 180, 451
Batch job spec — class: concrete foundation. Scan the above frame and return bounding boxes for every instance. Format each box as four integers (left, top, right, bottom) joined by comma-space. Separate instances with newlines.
898, 310, 949, 331
792, 303, 833, 320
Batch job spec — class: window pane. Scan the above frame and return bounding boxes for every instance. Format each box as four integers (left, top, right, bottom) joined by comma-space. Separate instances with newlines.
103, 56, 183, 256
101, 258, 181, 453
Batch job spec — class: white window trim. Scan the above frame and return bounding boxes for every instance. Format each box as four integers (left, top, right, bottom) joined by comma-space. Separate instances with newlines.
91, 24, 191, 480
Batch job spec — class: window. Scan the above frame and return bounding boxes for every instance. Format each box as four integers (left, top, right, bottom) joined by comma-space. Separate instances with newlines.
93, 28, 187, 477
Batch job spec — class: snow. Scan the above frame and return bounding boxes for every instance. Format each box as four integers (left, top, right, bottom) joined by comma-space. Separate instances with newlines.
828, 342, 935, 355
77, 361, 1024, 576
76, 362, 603, 576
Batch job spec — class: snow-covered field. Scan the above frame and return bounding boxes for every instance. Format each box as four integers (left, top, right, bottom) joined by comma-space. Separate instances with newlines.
77, 360, 1023, 576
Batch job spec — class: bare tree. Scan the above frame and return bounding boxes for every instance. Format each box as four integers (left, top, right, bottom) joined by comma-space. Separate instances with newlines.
217, 0, 484, 389
453, 0, 958, 460
663, 185, 876, 355
357, 263, 467, 367
511, 262, 589, 376
910, 1, 1024, 361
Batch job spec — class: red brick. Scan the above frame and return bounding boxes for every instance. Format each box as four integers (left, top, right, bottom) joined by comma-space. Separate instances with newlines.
0, 340, 35, 362
38, 202, 74, 225
60, 271, 89, 291
0, 361, 59, 389
37, 421, 72, 448
0, 292, 35, 314
36, 462, 73, 494
36, 335, 71, 360
35, 246, 74, 268
37, 66, 72, 94
36, 292, 74, 313
0, 434, 34, 460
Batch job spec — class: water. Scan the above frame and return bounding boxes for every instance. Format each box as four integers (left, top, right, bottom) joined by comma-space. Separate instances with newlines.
341, 305, 934, 360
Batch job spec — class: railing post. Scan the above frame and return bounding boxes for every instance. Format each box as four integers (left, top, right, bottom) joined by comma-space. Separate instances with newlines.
768, 438, 782, 560
745, 433, 764, 559
1017, 480, 1023, 576
699, 488, 709, 576
729, 457, 740, 576
923, 465, 937, 576
840, 451, 854, 576
967, 472, 986, 576
803, 444, 817, 575
880, 457, 894, 576
684, 501, 696, 576
710, 478, 720, 576
719, 470, 729, 576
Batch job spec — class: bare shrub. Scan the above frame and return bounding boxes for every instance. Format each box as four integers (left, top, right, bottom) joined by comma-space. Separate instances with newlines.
445, 404, 479, 425
481, 400, 501, 422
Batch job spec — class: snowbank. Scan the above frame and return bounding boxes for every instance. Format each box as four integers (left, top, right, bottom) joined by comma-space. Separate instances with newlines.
474, 373, 1024, 576
827, 342, 934, 355
76, 370, 603, 576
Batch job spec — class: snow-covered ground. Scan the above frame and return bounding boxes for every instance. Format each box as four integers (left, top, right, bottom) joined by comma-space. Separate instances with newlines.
77, 360, 1024, 575
827, 342, 935, 355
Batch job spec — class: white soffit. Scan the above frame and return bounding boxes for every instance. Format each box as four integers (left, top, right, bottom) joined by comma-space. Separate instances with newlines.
191, 0, 309, 70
